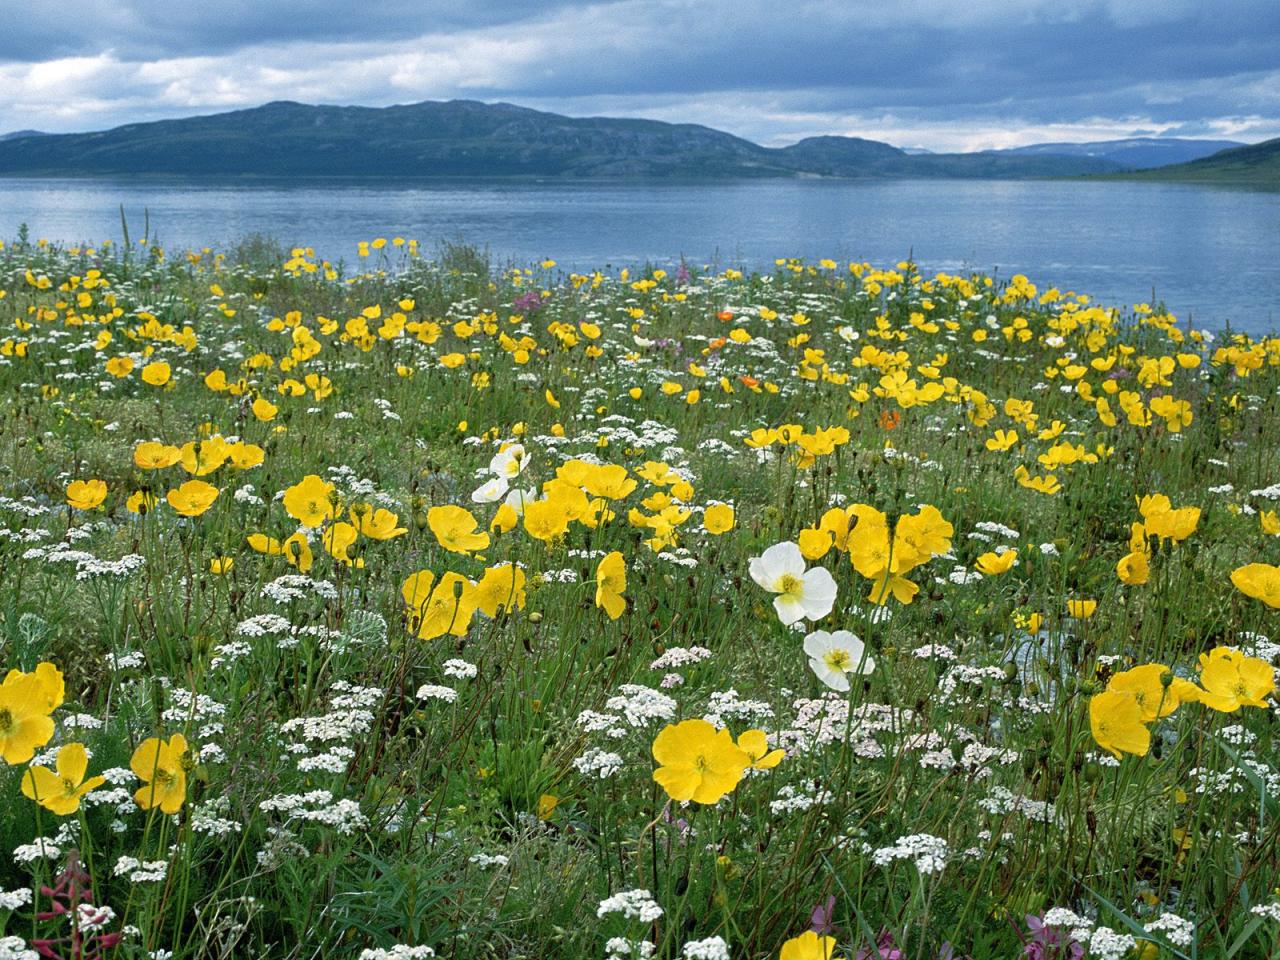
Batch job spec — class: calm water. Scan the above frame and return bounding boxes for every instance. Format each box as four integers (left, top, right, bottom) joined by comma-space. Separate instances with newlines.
1, 177, 1277, 332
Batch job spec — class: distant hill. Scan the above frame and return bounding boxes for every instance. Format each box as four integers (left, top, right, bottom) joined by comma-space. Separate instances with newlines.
773, 136, 912, 177
0, 100, 1236, 181
0, 101, 795, 179
1110, 138, 1280, 184
915, 151, 1121, 178
995, 137, 1243, 170
0, 130, 44, 142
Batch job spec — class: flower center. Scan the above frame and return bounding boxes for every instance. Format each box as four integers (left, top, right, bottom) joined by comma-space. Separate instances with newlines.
0, 708, 13, 736
777, 573, 803, 596
823, 649, 852, 671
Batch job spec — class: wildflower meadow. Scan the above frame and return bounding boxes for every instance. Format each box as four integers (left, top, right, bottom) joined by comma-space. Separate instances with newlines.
1, 233, 1279, 960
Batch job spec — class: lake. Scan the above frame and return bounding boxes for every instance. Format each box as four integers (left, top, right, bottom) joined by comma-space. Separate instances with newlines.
1, 177, 1277, 333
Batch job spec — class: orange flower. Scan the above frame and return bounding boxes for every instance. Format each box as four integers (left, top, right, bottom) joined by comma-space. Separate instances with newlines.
878, 409, 902, 430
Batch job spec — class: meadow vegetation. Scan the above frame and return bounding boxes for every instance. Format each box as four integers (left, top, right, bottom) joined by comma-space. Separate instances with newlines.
0, 232, 1279, 960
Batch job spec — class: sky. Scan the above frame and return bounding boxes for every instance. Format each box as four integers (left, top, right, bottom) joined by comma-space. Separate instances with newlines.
0, 0, 1277, 152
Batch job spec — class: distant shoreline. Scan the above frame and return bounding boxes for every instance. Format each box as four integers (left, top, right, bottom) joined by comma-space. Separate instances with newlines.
0, 172, 1276, 191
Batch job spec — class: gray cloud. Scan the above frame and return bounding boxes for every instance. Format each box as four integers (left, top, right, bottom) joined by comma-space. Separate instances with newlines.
0, 0, 1276, 150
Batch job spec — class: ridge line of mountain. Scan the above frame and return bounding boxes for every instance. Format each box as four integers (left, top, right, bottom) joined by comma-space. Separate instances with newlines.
0, 99, 1269, 182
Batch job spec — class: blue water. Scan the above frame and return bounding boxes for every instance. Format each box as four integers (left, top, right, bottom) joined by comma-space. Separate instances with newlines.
1, 177, 1277, 332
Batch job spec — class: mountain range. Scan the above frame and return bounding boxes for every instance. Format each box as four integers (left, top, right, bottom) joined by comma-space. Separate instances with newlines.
1111, 137, 1280, 184
0, 99, 1269, 182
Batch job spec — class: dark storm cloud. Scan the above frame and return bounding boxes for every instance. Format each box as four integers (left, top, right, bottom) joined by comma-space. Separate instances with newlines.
0, 0, 1276, 150
0, 1, 585, 61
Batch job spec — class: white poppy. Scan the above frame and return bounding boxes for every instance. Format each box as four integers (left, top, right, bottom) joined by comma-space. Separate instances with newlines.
748, 541, 837, 625
471, 477, 510, 503
803, 630, 875, 691
503, 487, 538, 517
489, 444, 528, 479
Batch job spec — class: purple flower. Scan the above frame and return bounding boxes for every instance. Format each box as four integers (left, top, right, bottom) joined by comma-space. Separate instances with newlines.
1017, 914, 1084, 960
809, 896, 836, 934
854, 929, 902, 960
513, 290, 543, 314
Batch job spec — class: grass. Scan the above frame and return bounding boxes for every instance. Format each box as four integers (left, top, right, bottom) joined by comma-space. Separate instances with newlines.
0, 234, 1278, 960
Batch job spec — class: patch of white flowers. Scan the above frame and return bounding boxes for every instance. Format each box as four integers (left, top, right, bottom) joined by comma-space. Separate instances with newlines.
872, 834, 950, 874
597, 888, 663, 923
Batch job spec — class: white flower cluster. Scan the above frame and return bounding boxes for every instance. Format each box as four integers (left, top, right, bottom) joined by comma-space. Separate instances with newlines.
872, 834, 949, 874
780, 697, 904, 756
1249, 482, 1280, 500
110, 650, 146, 670
597, 888, 663, 922
946, 566, 984, 586
190, 797, 243, 837
11, 839, 61, 864
1084, 927, 1136, 960
681, 935, 730, 960
210, 640, 252, 668
1251, 900, 1280, 922
442, 658, 478, 679
261, 574, 338, 604
974, 520, 1020, 540
936, 665, 1009, 702
162, 686, 227, 725
416, 685, 457, 703
255, 826, 309, 870
978, 787, 1056, 824
76, 903, 116, 931
0, 527, 50, 544
74, 553, 147, 580
702, 689, 774, 727
1039, 908, 1136, 959
1041, 907, 1090, 932
956, 742, 1020, 776
605, 938, 656, 960
259, 789, 368, 835
769, 784, 831, 815
357, 947, 436, 959
0, 495, 49, 517
1143, 912, 1194, 948
236, 613, 293, 638
649, 646, 713, 671
1241, 631, 1280, 664
234, 483, 265, 505
0, 937, 37, 960
656, 550, 698, 568
574, 747, 625, 779
298, 746, 355, 773
578, 710, 626, 737
280, 701, 377, 744
114, 856, 168, 883
0, 887, 32, 910
604, 685, 678, 728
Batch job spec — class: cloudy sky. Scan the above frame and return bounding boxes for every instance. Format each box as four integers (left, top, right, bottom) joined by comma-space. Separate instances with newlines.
1, 0, 1277, 151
